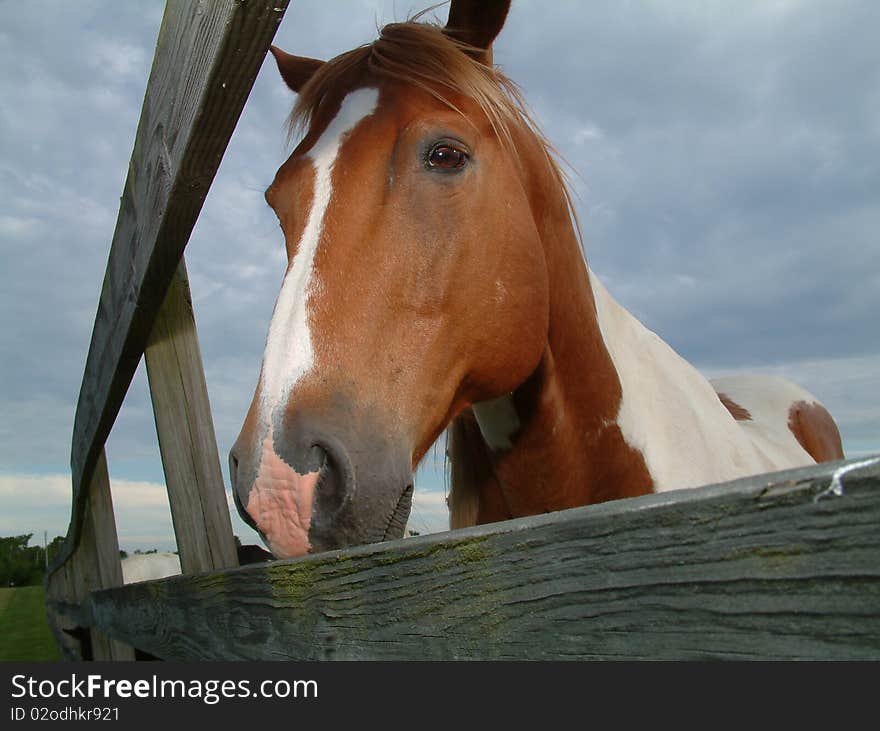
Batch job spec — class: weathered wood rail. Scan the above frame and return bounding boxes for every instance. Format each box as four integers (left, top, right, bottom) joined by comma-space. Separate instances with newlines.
65, 456, 880, 660
47, 0, 880, 661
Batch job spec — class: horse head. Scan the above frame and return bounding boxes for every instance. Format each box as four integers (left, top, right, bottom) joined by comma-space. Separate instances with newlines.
229, 0, 559, 557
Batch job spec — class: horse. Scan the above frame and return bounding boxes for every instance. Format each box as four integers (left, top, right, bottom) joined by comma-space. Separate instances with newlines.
120, 553, 180, 584
229, 0, 844, 559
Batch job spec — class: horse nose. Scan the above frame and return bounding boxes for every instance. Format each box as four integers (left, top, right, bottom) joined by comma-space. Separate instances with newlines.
232, 422, 358, 557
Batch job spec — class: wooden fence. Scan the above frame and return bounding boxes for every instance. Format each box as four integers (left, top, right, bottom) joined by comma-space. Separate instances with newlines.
45, 0, 290, 660
46, 0, 880, 661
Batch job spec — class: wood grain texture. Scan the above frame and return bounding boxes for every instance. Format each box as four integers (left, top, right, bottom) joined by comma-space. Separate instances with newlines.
81, 455, 880, 660
48, 0, 288, 589
45, 450, 134, 660
145, 259, 238, 574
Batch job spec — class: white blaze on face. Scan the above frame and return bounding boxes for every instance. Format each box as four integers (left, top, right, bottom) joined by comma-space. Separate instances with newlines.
243, 87, 380, 559
260, 87, 380, 427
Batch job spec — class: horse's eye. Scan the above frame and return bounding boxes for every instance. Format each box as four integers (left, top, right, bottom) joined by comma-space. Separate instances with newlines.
426, 142, 469, 170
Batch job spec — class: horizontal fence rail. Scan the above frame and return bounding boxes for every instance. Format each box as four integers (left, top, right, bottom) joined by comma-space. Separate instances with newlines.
65, 455, 880, 661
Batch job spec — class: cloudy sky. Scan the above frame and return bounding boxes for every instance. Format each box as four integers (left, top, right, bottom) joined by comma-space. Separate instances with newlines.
1, 1, 877, 553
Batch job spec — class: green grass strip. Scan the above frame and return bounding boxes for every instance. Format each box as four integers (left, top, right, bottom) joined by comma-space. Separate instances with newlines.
0, 586, 60, 661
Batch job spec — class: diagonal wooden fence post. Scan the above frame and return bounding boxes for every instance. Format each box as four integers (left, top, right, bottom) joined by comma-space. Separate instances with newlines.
45, 0, 289, 657
144, 258, 238, 574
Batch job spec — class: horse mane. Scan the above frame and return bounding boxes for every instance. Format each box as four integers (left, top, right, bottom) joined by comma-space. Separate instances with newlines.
446, 408, 487, 529
286, 17, 581, 530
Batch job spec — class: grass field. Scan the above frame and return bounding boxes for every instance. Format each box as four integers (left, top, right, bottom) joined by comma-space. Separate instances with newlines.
0, 585, 60, 661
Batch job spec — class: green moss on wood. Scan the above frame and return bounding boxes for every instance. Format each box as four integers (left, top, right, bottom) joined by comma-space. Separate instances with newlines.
267, 562, 318, 608
453, 537, 492, 565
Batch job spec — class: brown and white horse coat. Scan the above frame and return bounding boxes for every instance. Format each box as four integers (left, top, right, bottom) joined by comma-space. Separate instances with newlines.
230, 1, 843, 558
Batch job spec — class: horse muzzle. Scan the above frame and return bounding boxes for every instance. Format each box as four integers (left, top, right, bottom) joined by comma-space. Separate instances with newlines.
230, 407, 413, 558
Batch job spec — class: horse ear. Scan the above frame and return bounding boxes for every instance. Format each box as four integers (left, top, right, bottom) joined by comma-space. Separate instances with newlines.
269, 46, 325, 93
444, 0, 511, 64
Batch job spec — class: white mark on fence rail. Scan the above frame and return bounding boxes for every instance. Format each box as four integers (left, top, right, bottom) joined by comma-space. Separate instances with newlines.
815, 457, 880, 502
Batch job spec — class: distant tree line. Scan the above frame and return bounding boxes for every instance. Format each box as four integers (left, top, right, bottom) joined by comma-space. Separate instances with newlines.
0, 534, 64, 587
1, 535, 163, 587
118, 548, 160, 559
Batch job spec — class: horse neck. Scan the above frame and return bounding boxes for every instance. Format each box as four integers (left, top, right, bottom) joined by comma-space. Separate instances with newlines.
507, 146, 656, 510
449, 134, 651, 524
454, 127, 753, 524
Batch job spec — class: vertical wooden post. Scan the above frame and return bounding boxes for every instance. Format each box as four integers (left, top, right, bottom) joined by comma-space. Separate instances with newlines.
145, 258, 238, 574
45, 558, 82, 660
46, 449, 135, 660
77, 450, 135, 660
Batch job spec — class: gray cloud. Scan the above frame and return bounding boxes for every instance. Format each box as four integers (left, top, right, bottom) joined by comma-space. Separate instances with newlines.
1, 1, 877, 549
0, 472, 176, 552
495, 1, 880, 370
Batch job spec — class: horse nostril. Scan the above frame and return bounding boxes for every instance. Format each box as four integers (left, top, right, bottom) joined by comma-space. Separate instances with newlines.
308, 440, 355, 518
